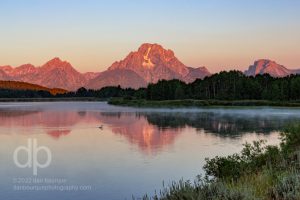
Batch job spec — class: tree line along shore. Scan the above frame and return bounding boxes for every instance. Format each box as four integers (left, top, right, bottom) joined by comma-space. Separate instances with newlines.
1, 71, 300, 107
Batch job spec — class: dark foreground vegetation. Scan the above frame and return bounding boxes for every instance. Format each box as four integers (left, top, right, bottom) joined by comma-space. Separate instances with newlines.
2, 71, 300, 106
141, 124, 300, 200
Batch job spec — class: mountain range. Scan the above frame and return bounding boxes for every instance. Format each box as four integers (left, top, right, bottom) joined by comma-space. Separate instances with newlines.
0, 43, 299, 91
0, 58, 99, 91
86, 43, 211, 89
244, 59, 300, 77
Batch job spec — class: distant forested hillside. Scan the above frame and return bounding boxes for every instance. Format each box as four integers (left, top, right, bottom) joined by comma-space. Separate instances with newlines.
0, 80, 67, 95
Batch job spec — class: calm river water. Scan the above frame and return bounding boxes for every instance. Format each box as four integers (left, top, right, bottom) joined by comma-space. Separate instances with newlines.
1, 102, 299, 199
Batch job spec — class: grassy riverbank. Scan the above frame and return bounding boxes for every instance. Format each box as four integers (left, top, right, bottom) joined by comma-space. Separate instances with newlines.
109, 98, 300, 108
142, 124, 300, 200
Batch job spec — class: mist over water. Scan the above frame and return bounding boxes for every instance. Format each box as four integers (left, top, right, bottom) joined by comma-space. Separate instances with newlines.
0, 102, 299, 199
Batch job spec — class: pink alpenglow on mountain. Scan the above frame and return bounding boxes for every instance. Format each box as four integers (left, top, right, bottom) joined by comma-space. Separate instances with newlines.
184, 67, 211, 83
87, 43, 211, 89
244, 59, 298, 77
0, 44, 211, 90
108, 43, 191, 82
0, 57, 97, 91
34, 57, 87, 90
86, 69, 147, 89
0, 69, 10, 80
83, 72, 101, 80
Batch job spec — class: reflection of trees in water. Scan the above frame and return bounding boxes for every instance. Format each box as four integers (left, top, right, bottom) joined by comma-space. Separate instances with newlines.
0, 109, 40, 118
100, 112, 123, 119
77, 111, 87, 117
143, 112, 300, 137
99, 111, 300, 136
101, 112, 153, 122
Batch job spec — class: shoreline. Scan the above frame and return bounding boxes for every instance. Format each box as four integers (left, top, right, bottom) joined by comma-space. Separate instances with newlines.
0, 97, 105, 102
108, 98, 300, 108
2, 98, 300, 108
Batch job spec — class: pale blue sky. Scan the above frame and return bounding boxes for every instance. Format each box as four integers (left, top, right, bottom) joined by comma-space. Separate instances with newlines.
0, 0, 299, 72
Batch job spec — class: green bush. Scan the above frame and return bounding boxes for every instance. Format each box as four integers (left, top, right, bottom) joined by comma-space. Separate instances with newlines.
203, 140, 282, 180
144, 178, 256, 200
281, 124, 300, 154
203, 154, 244, 180
269, 173, 300, 200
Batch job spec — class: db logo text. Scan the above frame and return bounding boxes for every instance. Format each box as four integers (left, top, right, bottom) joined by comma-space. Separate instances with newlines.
13, 138, 52, 175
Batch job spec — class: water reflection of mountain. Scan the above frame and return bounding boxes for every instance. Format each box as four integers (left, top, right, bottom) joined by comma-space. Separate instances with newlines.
1, 107, 300, 153
98, 112, 181, 155
0, 109, 99, 138
143, 112, 300, 136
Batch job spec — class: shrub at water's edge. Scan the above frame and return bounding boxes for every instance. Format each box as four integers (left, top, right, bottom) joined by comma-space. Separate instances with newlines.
140, 124, 300, 200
